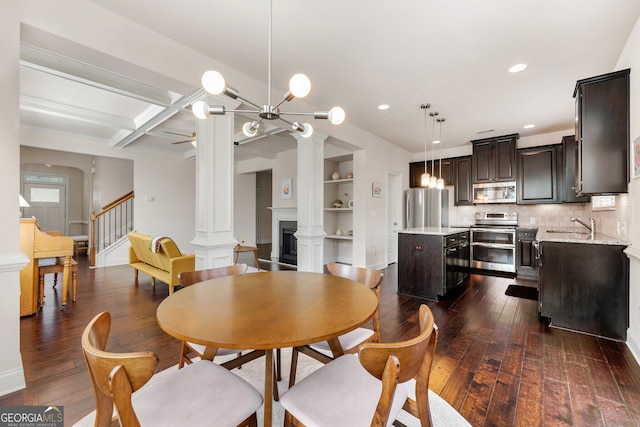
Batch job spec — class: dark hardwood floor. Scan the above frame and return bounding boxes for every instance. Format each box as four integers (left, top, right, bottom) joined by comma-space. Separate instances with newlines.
2, 254, 639, 426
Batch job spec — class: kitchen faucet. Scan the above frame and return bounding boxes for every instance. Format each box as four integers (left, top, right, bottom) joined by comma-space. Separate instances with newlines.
570, 216, 595, 237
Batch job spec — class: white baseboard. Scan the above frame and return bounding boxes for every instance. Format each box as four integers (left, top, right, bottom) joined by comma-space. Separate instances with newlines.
0, 365, 25, 397
627, 330, 640, 365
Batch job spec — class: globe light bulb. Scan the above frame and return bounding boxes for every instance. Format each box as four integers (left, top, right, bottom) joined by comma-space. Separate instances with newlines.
202, 70, 226, 95
242, 121, 259, 137
328, 106, 346, 125
289, 74, 311, 98
192, 101, 209, 120
300, 123, 313, 138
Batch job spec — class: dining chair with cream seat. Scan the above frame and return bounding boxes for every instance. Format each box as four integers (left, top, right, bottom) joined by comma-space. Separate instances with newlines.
288, 262, 383, 388
81, 311, 263, 427
178, 264, 283, 392
177, 264, 249, 369
280, 304, 438, 427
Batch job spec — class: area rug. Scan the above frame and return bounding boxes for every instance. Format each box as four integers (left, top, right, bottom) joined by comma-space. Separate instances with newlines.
73, 347, 469, 426
505, 284, 539, 301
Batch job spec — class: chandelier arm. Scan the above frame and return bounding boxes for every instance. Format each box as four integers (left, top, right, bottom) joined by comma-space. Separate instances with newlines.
277, 116, 296, 127
273, 95, 293, 110
221, 108, 262, 114
233, 95, 263, 111
278, 111, 317, 117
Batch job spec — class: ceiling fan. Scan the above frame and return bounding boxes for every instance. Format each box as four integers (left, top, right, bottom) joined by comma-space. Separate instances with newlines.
163, 130, 197, 146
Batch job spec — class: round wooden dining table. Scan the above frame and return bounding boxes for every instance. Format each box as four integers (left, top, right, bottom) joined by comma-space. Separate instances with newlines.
156, 270, 378, 427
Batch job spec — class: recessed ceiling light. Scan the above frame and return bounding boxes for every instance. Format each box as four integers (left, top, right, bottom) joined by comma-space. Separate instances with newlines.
509, 64, 527, 73
378, 104, 390, 110
524, 124, 535, 129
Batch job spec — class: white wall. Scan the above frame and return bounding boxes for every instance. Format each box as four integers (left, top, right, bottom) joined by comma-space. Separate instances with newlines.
0, 0, 28, 397
616, 14, 640, 362
233, 169, 257, 247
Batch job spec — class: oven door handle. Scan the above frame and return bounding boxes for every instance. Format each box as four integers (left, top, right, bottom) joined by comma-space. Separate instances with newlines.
470, 242, 515, 250
471, 228, 516, 233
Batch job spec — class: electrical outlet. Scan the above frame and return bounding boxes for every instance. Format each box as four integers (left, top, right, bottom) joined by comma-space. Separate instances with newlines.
529, 217, 536, 225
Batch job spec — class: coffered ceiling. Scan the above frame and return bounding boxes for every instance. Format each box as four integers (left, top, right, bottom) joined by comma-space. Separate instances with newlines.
18, 0, 640, 160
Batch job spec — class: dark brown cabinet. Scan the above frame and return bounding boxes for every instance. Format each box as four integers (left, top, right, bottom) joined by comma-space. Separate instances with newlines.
398, 231, 469, 301
409, 157, 467, 203
562, 135, 590, 203
427, 159, 454, 186
573, 69, 630, 195
539, 241, 629, 340
453, 156, 473, 205
409, 159, 453, 188
471, 134, 518, 183
516, 228, 538, 280
517, 145, 562, 204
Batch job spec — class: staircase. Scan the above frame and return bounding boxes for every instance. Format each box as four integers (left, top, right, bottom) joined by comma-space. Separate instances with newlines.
89, 191, 134, 267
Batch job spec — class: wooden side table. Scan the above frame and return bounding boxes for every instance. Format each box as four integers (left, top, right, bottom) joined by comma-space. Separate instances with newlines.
233, 245, 260, 270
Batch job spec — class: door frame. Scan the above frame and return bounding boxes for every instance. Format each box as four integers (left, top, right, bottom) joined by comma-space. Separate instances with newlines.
386, 170, 402, 265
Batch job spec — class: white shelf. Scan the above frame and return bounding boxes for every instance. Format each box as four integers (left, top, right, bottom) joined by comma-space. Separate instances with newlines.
324, 208, 353, 212
324, 178, 353, 185
325, 234, 353, 240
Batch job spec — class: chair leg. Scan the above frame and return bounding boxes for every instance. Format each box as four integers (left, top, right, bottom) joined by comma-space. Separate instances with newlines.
288, 347, 299, 389
276, 348, 282, 381
273, 357, 280, 402
178, 341, 191, 369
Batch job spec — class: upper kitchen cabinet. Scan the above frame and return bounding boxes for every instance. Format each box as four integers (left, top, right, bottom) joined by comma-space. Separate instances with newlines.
453, 156, 473, 206
517, 144, 562, 204
409, 161, 426, 188
573, 69, 630, 195
562, 135, 590, 203
409, 159, 453, 188
471, 134, 518, 183
427, 159, 454, 186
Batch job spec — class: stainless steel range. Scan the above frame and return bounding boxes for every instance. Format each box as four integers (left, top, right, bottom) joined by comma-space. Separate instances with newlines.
470, 212, 517, 273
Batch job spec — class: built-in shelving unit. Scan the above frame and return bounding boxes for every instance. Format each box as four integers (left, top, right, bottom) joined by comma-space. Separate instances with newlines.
324, 156, 354, 264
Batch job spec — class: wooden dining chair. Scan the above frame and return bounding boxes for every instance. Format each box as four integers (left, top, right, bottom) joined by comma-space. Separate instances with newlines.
177, 264, 249, 369
179, 264, 283, 398
280, 304, 438, 427
288, 262, 383, 387
81, 311, 263, 427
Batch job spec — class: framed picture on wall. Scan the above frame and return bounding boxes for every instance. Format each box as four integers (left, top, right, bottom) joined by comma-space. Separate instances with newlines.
281, 178, 293, 199
634, 136, 640, 179
372, 182, 382, 198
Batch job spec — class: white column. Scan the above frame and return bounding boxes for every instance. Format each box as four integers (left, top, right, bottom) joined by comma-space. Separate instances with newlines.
294, 131, 328, 272
191, 96, 241, 269
0, 1, 27, 396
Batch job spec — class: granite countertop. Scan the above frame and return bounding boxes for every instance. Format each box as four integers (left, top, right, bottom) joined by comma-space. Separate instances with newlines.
535, 229, 629, 246
399, 227, 469, 236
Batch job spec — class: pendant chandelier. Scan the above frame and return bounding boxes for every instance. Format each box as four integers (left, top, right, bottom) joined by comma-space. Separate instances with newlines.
420, 103, 431, 187
436, 117, 446, 189
428, 111, 439, 188
192, 0, 345, 138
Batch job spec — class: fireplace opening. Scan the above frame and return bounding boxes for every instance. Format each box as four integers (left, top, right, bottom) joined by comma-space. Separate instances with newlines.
279, 221, 297, 265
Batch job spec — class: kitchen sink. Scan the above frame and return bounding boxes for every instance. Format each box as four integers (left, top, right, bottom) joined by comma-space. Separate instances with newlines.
545, 229, 589, 234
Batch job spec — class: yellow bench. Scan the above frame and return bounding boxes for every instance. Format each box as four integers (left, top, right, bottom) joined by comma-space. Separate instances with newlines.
128, 232, 195, 294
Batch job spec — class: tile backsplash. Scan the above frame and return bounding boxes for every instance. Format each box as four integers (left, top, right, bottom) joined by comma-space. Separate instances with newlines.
449, 190, 630, 240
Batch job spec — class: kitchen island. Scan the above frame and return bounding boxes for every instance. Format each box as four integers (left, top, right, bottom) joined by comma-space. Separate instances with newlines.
398, 227, 470, 301
536, 229, 630, 340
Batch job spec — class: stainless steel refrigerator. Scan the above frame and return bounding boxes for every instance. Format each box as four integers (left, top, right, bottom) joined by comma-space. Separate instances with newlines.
405, 188, 449, 228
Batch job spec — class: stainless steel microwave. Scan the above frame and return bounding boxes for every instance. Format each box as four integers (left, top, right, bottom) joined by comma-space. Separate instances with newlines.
472, 181, 517, 204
